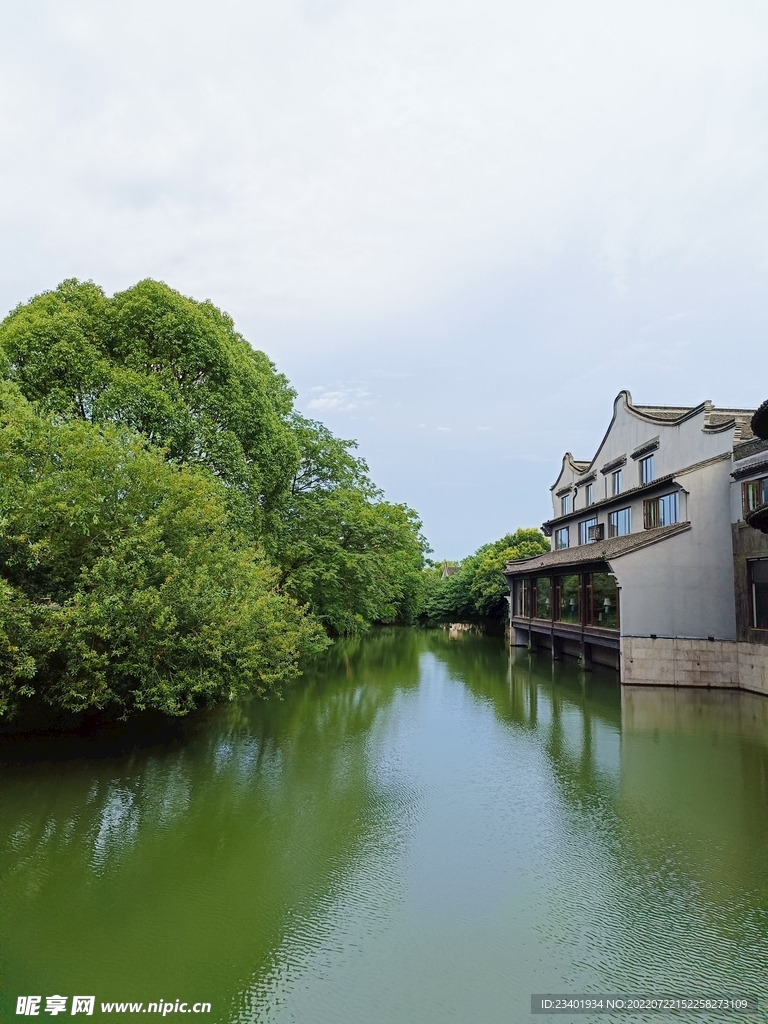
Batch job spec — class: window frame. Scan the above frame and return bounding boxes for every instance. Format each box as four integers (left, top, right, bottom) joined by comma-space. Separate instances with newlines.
554, 527, 569, 550
533, 576, 552, 620
554, 574, 581, 624
587, 572, 620, 630
560, 493, 571, 516
578, 517, 598, 545
742, 477, 768, 517
513, 579, 530, 618
608, 506, 631, 538
643, 491, 679, 529
612, 469, 622, 496
639, 454, 654, 485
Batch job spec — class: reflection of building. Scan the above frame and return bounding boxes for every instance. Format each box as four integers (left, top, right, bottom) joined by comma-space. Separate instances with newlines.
732, 397, 768, 655
504, 391, 768, 694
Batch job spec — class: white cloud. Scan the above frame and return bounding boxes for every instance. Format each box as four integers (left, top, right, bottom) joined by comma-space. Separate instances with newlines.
306, 384, 371, 412
2, 1, 768, 321
3, 1, 768, 553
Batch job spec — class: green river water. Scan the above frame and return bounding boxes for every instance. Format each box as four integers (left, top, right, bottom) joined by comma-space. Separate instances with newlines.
2, 629, 768, 1024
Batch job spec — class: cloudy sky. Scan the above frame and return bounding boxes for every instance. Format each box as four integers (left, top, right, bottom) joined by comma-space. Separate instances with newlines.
2, 0, 768, 556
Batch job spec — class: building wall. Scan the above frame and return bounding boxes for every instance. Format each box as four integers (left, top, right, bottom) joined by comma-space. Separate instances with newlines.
731, 522, 768, 643
622, 636, 768, 697
550, 394, 737, 519
611, 458, 737, 640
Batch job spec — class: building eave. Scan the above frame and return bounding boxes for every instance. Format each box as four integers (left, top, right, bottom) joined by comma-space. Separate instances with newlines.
504, 522, 691, 577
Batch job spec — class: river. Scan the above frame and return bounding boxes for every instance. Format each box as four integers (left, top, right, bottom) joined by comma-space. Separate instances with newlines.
2, 629, 768, 1023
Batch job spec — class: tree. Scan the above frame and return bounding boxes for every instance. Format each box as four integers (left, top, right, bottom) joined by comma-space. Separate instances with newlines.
0, 385, 326, 721
0, 278, 299, 538
271, 416, 429, 635
0, 279, 433, 723
470, 529, 551, 620
420, 528, 549, 626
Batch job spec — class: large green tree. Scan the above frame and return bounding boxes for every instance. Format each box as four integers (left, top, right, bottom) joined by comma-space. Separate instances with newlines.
421, 528, 549, 626
271, 416, 428, 635
0, 279, 431, 721
0, 278, 298, 537
0, 384, 326, 721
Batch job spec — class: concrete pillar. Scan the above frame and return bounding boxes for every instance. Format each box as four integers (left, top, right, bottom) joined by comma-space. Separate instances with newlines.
552, 635, 563, 661
579, 641, 593, 671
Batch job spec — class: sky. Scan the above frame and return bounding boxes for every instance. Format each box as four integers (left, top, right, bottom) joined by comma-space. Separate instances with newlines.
2, 0, 768, 557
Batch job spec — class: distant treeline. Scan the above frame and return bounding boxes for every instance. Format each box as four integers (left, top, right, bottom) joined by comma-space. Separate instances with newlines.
418, 529, 549, 628
0, 279, 428, 723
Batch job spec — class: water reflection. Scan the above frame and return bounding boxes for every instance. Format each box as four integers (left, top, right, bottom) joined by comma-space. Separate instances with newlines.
1, 630, 768, 1024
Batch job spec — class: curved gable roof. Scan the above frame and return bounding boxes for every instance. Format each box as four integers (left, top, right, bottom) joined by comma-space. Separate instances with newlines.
550, 390, 755, 491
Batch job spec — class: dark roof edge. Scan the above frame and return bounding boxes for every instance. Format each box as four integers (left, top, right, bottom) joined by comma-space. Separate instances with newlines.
752, 399, 768, 440
504, 522, 692, 576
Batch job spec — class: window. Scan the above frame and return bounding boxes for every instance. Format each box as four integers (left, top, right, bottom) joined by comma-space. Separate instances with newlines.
612, 469, 622, 495
554, 527, 569, 550
579, 517, 598, 545
587, 573, 619, 629
644, 492, 679, 529
513, 579, 530, 618
608, 507, 631, 537
750, 560, 768, 629
561, 493, 571, 515
585, 483, 593, 506
639, 455, 654, 484
743, 476, 768, 516
555, 575, 580, 624
535, 577, 551, 619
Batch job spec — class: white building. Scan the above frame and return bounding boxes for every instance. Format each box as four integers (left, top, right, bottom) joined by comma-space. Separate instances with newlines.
504, 390, 768, 695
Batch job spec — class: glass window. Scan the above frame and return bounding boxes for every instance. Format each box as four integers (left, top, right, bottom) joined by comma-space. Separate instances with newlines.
561, 493, 571, 515
513, 579, 530, 618
535, 577, 551, 619
554, 527, 569, 550
640, 455, 654, 484
751, 560, 768, 629
579, 517, 597, 544
644, 492, 679, 529
585, 483, 593, 506
608, 507, 631, 537
612, 469, 622, 495
588, 573, 619, 629
743, 477, 768, 515
659, 492, 678, 526
556, 575, 580, 624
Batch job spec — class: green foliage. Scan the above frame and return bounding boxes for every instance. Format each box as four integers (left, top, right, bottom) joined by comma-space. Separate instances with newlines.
0, 278, 298, 536
421, 528, 549, 626
0, 385, 327, 720
271, 416, 429, 635
0, 280, 430, 720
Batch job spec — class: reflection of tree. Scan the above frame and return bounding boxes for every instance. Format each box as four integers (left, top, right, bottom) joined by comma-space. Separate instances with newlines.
0, 631, 424, 1024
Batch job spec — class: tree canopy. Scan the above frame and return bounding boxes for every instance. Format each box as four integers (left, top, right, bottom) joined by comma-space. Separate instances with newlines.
0, 278, 298, 536
0, 279, 428, 722
420, 528, 549, 627
0, 383, 326, 721
271, 416, 428, 635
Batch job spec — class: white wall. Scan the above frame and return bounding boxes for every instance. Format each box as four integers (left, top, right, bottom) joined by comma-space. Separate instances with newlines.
611, 459, 736, 640
549, 392, 737, 520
